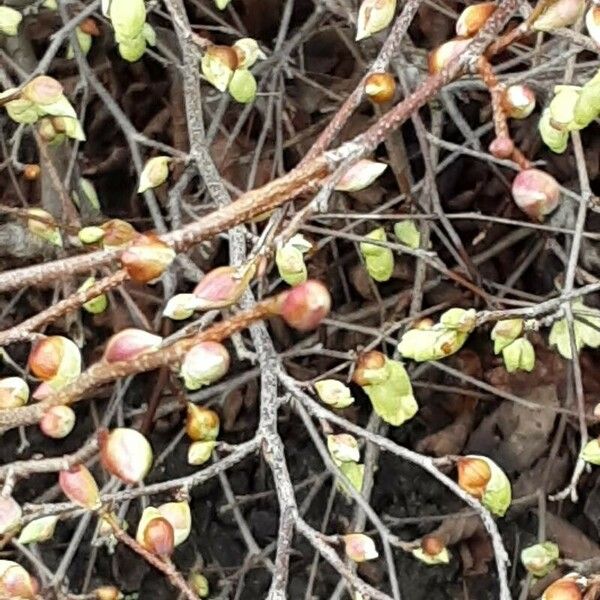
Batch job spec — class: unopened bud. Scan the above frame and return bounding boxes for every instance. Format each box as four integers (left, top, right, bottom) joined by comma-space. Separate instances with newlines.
193, 263, 256, 310
17, 516, 58, 545
99, 428, 153, 484
94, 586, 123, 600
163, 293, 203, 320
458, 455, 511, 516
457, 456, 491, 498
189, 572, 210, 598
23, 164, 41, 181
356, 0, 397, 41
360, 227, 394, 282
0, 377, 29, 409
40, 405, 76, 439
138, 156, 170, 193
504, 84, 536, 119
28, 335, 82, 389
80, 18, 101, 36
100, 219, 138, 250
21, 75, 63, 105
142, 515, 175, 557
186, 404, 220, 441
352, 350, 388, 386
521, 542, 560, 577
120, 233, 176, 283
276, 244, 307, 286
491, 318, 524, 353
188, 440, 216, 465
489, 136, 514, 159
3, 95, 38, 125
512, 168, 560, 221
278, 280, 331, 332
364, 72, 396, 103
314, 379, 354, 409
228, 69, 257, 104
0, 497, 22, 535
343, 533, 379, 562
201, 45, 238, 92
335, 159, 387, 192
541, 578, 583, 600
533, 0, 585, 32
0, 7, 23, 36
455, 2, 496, 36
428, 38, 471, 74
0, 561, 35, 599
108, 0, 146, 39
581, 438, 600, 465
327, 434, 360, 464
78, 226, 105, 245
27, 208, 63, 247
180, 342, 230, 390
394, 220, 420, 249
102, 328, 162, 363
78, 277, 108, 314
158, 501, 192, 546
539, 108, 569, 153
233, 38, 266, 69
586, 6, 600, 45
412, 535, 451, 565
59, 465, 101, 509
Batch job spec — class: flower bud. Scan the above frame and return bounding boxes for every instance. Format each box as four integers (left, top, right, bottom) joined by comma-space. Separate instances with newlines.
163, 293, 203, 320
78, 277, 108, 314
21, 75, 63, 106
276, 245, 307, 286
586, 6, 600, 45
542, 578, 583, 600
40, 405, 76, 439
521, 542, 560, 577
428, 38, 471, 74
0, 7, 23, 36
78, 225, 105, 245
504, 84, 536, 119
343, 533, 379, 562
27, 207, 63, 247
108, 0, 146, 39
180, 342, 230, 390
455, 2, 496, 36
100, 219, 138, 250
440, 308, 476, 333
100, 428, 153, 484
80, 17, 101, 36
186, 404, 220, 441
0, 497, 22, 535
314, 379, 354, 409
0, 377, 29, 409
352, 351, 389, 386
327, 434, 360, 464
491, 319, 524, 353
201, 45, 238, 92
511, 168, 560, 221
66, 28, 92, 58
120, 234, 176, 283
142, 516, 175, 557
364, 72, 396, 104
360, 227, 394, 282
549, 85, 580, 130
533, 0, 585, 32
335, 159, 387, 192
94, 586, 123, 600
573, 73, 600, 128
192, 263, 256, 310
23, 164, 41, 181
502, 337, 535, 373
189, 572, 210, 598
158, 501, 192, 546
102, 328, 162, 363
356, 0, 397, 41
581, 438, 600, 465
228, 69, 257, 104
0, 561, 35, 599
489, 136, 515, 159
138, 156, 170, 193
32, 381, 53, 401
28, 335, 82, 389
539, 108, 569, 153
412, 535, 450, 565
17, 515, 58, 545
59, 465, 101, 509
458, 455, 511, 516
394, 220, 420, 249
188, 440, 216, 465
278, 280, 331, 332
233, 38, 266, 69
397, 328, 466, 361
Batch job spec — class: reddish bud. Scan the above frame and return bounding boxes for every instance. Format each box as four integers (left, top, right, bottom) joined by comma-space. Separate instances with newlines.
28, 336, 81, 389
21, 75, 63, 105
512, 168, 560, 221
102, 328, 162, 363
457, 457, 491, 498
99, 428, 153, 484
542, 579, 583, 600
352, 350, 388, 386
206, 45, 239, 71
278, 280, 331, 332
0, 561, 35, 599
120, 233, 176, 283
23, 164, 40, 181
192, 264, 255, 310
59, 465, 101, 509
40, 405, 76, 439
421, 535, 445, 556
80, 18, 101, 36
428, 38, 471, 74
100, 219, 138, 250
489, 136, 515, 159
180, 342, 230, 390
364, 72, 396, 104
343, 533, 379, 562
455, 2, 496, 36
143, 516, 175, 557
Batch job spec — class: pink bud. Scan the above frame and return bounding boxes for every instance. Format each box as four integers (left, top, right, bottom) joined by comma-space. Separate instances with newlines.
192, 264, 255, 310
28, 336, 81, 384
0, 377, 29, 409
143, 516, 175, 557
0, 497, 22, 535
40, 405, 76, 439
59, 465, 101, 509
21, 75, 63, 105
343, 533, 379, 562
0, 561, 36, 599
512, 168, 560, 221
158, 501, 192, 546
278, 280, 331, 332
428, 38, 471, 74
99, 428, 153, 484
102, 328, 162, 363
180, 342, 230, 390
120, 233, 176, 283
32, 381, 53, 401
504, 84, 536, 119
488, 136, 515, 159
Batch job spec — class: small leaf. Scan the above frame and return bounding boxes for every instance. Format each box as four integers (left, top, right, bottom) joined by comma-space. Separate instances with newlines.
581, 438, 600, 465
335, 159, 387, 192
214, 0, 232, 8
521, 542, 559, 577
412, 546, 451, 565
491, 319, 524, 354
138, 156, 170, 193
501, 338, 535, 373
393, 220, 420, 249
314, 379, 354, 409
228, 69, 257, 104
397, 327, 468, 362
339, 461, 364, 493
360, 228, 394, 282
18, 516, 58, 544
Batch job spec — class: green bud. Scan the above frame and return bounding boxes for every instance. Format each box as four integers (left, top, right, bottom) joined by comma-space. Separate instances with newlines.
574, 71, 600, 128
0, 7, 23, 36
17, 516, 58, 545
360, 228, 394, 282
228, 69, 257, 103
143, 22, 156, 46
549, 300, 600, 359
163, 294, 203, 320
501, 338, 535, 373
109, 0, 146, 39
491, 318, 524, 353
78, 226, 105, 245
4, 98, 39, 124
138, 156, 170, 193
67, 28, 92, 59
581, 439, 600, 467
338, 461, 364, 494
27, 208, 63, 247
43, 0, 58, 8
314, 379, 354, 409
188, 440, 216, 466
189, 572, 210, 598
78, 277, 108, 315
539, 109, 569, 154
397, 327, 468, 362
356, 0, 397, 41
233, 38, 266, 69
118, 35, 146, 62
327, 434, 360, 464
549, 85, 581, 130
393, 220, 420, 249
276, 245, 307, 286
214, 0, 232, 8
201, 47, 237, 92
439, 308, 476, 333
412, 546, 451, 565
520, 542, 559, 577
